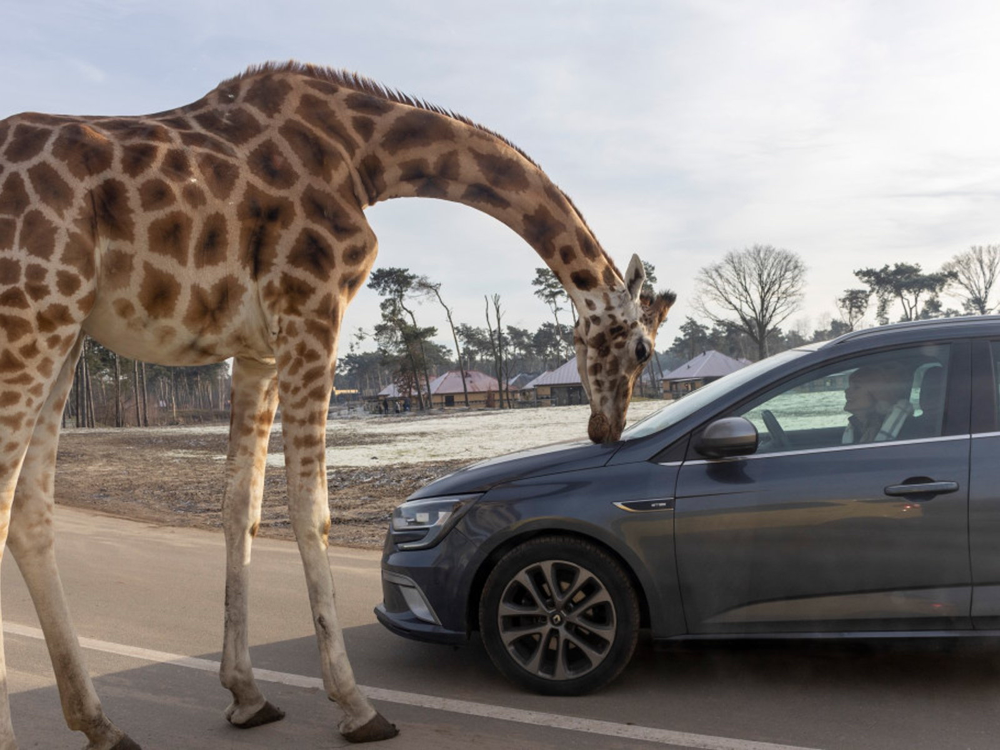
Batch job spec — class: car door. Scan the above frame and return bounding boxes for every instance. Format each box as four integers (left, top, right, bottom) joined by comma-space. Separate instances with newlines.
674, 341, 972, 635
970, 339, 1000, 628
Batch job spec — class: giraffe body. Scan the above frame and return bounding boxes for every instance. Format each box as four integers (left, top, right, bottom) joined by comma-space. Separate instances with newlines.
0, 63, 673, 748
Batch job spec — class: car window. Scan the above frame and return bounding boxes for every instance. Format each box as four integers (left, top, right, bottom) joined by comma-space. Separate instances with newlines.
737, 344, 950, 455
992, 342, 1000, 426
621, 348, 809, 440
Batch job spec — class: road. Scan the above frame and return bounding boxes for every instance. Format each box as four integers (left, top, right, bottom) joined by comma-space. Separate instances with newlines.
2, 507, 999, 749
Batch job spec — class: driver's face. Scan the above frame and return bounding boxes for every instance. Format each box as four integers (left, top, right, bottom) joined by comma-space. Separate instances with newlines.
844, 373, 876, 416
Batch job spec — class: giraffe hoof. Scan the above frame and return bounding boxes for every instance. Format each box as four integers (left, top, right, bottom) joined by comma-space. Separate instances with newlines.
342, 712, 399, 743
228, 700, 285, 728
109, 735, 143, 750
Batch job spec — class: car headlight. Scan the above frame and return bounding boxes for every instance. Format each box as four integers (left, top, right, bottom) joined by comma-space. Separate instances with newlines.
390, 494, 479, 550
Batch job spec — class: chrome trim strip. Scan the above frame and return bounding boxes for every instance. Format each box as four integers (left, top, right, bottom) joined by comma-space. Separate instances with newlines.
973, 432, 1000, 439
684, 434, 971, 465
613, 498, 675, 513
656, 461, 683, 468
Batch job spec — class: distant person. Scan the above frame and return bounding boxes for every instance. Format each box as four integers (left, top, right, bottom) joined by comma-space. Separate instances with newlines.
843, 364, 912, 444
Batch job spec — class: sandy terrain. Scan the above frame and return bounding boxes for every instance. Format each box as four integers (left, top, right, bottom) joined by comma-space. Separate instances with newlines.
52, 402, 665, 548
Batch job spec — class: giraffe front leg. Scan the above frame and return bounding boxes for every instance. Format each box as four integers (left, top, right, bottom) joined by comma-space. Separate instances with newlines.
7, 335, 139, 750
276, 335, 398, 743
218, 357, 285, 728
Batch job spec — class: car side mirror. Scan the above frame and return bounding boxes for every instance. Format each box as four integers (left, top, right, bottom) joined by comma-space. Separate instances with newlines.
695, 417, 759, 459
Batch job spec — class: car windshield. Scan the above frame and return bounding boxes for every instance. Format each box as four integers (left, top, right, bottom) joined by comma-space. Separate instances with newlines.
621, 348, 812, 440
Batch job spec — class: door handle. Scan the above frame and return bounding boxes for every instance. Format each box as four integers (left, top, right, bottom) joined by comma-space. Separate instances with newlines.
884, 480, 959, 498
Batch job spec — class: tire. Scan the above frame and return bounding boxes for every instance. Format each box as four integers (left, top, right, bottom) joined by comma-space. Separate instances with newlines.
478, 535, 640, 696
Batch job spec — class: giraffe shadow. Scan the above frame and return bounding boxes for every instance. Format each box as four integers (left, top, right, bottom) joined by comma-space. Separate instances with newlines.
9, 624, 1000, 749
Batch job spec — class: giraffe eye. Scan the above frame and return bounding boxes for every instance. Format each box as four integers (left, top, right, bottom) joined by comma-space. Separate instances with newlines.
635, 341, 649, 362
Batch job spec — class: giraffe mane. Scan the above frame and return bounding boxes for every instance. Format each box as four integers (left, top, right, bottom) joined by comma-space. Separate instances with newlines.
226, 61, 622, 283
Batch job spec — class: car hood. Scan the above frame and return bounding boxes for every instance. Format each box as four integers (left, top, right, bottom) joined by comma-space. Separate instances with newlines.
406, 438, 621, 500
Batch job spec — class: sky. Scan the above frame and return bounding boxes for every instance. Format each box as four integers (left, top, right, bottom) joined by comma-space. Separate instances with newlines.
3, 0, 1000, 358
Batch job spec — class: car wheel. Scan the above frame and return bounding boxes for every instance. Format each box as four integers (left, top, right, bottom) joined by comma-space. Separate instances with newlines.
479, 535, 640, 696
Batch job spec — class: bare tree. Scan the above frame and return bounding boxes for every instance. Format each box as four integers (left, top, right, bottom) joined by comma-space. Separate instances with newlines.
415, 277, 470, 408
696, 245, 807, 360
484, 295, 510, 409
837, 289, 870, 331
943, 245, 1000, 315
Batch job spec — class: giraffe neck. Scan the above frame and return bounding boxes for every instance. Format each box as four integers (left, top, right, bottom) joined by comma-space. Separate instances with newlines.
275, 71, 625, 312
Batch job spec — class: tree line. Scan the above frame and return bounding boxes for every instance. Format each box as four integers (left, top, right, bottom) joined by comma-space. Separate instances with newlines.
68, 243, 998, 425
679, 243, 999, 365
337, 262, 669, 407
67, 339, 229, 428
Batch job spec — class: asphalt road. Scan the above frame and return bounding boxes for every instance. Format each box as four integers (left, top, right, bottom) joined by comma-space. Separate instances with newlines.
2, 508, 999, 750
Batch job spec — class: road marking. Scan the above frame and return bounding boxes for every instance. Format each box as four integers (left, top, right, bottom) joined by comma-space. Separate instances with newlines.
5, 622, 820, 750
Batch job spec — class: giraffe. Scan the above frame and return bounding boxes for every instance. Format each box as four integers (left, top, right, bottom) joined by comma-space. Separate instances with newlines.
0, 62, 676, 749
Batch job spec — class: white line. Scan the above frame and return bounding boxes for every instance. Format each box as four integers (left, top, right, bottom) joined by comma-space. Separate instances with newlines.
4, 622, 820, 750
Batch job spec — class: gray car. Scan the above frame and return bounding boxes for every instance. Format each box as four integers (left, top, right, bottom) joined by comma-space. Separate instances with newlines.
376, 317, 1000, 695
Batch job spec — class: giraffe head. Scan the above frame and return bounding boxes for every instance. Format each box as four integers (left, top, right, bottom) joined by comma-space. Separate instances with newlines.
574, 255, 676, 443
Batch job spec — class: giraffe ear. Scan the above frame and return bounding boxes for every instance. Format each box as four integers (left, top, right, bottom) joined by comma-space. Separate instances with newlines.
625, 254, 645, 302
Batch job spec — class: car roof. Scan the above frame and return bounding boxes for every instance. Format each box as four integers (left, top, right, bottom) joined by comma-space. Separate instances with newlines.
821, 315, 1000, 348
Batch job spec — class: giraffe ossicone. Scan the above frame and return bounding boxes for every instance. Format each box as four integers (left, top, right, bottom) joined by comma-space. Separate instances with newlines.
0, 61, 674, 748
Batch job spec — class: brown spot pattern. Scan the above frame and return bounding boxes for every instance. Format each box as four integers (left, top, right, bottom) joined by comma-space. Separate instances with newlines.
0, 259, 19, 285
0, 173, 31, 216
398, 158, 449, 198
148, 211, 193, 266
193, 108, 263, 146
121, 142, 159, 178
249, 139, 298, 189
139, 179, 176, 211
470, 149, 530, 191
237, 185, 294, 278
279, 120, 335, 181
27, 163, 73, 217
55, 270, 81, 297
161, 149, 192, 181
351, 116, 375, 141
20, 210, 57, 260
60, 232, 95, 280
183, 276, 246, 335
0, 219, 14, 251
297, 95, 360, 156
36, 304, 73, 333
344, 93, 393, 115
194, 213, 228, 269
138, 262, 181, 318
91, 179, 135, 241
196, 153, 240, 200
4, 124, 51, 162
288, 229, 335, 277
52, 124, 113, 179
381, 110, 454, 154
522, 205, 565, 259
301, 185, 358, 240
102, 248, 134, 290
462, 183, 509, 210
244, 75, 292, 117
357, 155, 386, 204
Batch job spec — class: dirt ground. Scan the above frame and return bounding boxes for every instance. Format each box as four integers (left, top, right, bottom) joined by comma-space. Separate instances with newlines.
51, 402, 665, 549
53, 425, 467, 549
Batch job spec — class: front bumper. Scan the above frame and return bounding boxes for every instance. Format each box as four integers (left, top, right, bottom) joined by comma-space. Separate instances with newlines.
374, 602, 467, 645
375, 526, 478, 645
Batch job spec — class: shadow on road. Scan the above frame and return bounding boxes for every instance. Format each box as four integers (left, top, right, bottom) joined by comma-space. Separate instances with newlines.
10, 624, 1000, 749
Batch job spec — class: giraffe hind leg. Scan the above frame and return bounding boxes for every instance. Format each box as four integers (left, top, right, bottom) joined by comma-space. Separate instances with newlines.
7, 334, 140, 750
219, 357, 286, 728
275, 330, 397, 742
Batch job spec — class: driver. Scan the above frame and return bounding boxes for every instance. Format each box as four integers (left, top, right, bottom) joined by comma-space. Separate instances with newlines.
842, 364, 912, 444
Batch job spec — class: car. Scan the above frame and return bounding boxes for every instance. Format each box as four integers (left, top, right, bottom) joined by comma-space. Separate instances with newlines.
375, 316, 1000, 696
